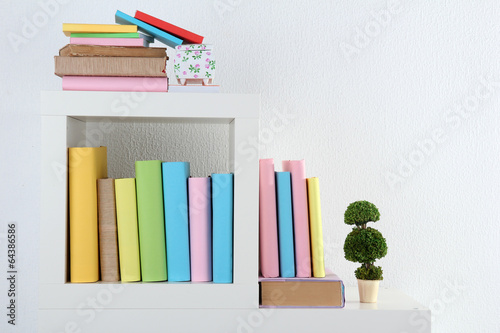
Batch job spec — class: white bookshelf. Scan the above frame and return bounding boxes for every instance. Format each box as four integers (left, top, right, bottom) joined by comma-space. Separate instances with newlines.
39, 91, 430, 332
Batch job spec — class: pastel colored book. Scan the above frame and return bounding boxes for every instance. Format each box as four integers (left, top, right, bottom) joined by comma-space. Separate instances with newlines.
282, 160, 311, 277
258, 159, 279, 278
97, 178, 120, 282
134, 10, 204, 44
59, 44, 166, 58
114, 178, 141, 282
62, 76, 168, 92
306, 177, 325, 278
54, 56, 167, 78
259, 271, 345, 308
63, 23, 137, 36
69, 37, 150, 47
162, 162, 191, 282
275, 172, 295, 278
135, 160, 167, 282
115, 10, 183, 48
68, 146, 107, 283
189, 177, 212, 282
211, 173, 234, 283
70, 32, 141, 38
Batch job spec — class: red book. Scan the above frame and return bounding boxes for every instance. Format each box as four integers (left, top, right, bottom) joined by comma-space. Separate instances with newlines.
134, 10, 204, 44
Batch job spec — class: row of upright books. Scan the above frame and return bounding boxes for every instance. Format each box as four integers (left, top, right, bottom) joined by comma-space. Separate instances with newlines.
258, 159, 345, 308
259, 159, 325, 278
69, 146, 233, 283
55, 10, 218, 92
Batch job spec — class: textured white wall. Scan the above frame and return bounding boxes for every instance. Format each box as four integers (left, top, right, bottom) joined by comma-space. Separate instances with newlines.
1, 1, 499, 332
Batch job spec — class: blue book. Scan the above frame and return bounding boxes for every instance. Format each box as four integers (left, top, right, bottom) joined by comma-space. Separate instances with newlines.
162, 162, 191, 281
115, 10, 183, 48
275, 172, 296, 278
211, 173, 234, 283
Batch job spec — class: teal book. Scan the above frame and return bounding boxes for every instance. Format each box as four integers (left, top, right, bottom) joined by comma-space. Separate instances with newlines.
211, 173, 234, 283
115, 10, 183, 48
275, 172, 295, 278
162, 162, 191, 281
135, 160, 167, 281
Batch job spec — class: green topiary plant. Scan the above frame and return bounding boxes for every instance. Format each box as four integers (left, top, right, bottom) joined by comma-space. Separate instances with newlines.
343, 201, 387, 280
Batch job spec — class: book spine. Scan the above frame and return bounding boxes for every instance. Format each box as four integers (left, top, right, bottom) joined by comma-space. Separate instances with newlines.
135, 160, 167, 282
211, 173, 234, 283
282, 160, 311, 277
275, 172, 296, 278
115, 178, 141, 282
189, 177, 212, 282
54, 56, 167, 77
306, 177, 325, 278
134, 10, 204, 44
69, 37, 148, 47
97, 178, 120, 282
68, 147, 107, 283
70, 32, 141, 38
62, 76, 168, 92
162, 162, 191, 282
258, 159, 279, 278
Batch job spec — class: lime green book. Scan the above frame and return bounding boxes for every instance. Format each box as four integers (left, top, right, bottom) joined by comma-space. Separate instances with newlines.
135, 161, 167, 281
306, 177, 326, 278
71, 32, 140, 38
115, 178, 141, 282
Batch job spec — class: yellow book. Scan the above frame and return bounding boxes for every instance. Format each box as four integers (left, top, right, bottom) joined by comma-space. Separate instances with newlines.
62, 23, 137, 37
306, 177, 326, 277
115, 178, 141, 282
69, 147, 107, 282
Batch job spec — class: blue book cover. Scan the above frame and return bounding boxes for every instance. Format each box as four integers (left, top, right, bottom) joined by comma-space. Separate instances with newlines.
275, 172, 296, 278
162, 162, 191, 281
115, 10, 183, 48
211, 173, 234, 283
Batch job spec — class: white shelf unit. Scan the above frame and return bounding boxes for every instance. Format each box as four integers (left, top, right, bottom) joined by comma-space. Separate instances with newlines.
40, 92, 259, 311
39, 91, 430, 332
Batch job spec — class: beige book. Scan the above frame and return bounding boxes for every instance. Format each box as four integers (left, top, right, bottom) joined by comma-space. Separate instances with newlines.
97, 178, 120, 282
54, 56, 167, 77
59, 44, 168, 58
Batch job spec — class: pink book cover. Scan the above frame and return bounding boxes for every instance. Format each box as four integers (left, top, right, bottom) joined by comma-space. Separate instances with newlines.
282, 160, 311, 277
259, 159, 279, 278
188, 177, 212, 282
69, 37, 149, 47
62, 76, 168, 92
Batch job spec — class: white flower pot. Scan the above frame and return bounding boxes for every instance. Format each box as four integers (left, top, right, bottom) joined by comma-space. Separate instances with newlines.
357, 279, 381, 303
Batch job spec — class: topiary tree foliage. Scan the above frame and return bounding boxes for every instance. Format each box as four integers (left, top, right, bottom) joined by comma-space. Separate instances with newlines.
343, 201, 387, 280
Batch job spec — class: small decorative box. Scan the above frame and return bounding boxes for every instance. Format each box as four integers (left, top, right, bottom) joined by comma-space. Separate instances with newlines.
173, 44, 216, 85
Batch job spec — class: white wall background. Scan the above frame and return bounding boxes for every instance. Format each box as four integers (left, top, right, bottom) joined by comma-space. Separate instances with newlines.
1, 0, 499, 332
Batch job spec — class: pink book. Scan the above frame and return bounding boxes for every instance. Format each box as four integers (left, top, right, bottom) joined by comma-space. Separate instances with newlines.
69, 37, 149, 47
259, 159, 279, 278
188, 177, 212, 282
62, 76, 168, 92
282, 160, 311, 277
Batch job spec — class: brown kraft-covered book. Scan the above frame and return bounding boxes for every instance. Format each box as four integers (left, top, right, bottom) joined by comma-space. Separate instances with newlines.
59, 44, 167, 58
259, 271, 345, 308
54, 56, 167, 77
97, 178, 120, 282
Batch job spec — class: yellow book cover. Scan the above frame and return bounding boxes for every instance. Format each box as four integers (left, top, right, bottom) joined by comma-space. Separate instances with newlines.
69, 147, 107, 282
62, 23, 137, 37
306, 177, 326, 277
115, 178, 141, 282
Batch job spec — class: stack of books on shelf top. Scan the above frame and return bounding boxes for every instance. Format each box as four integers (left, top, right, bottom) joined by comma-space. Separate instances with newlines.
258, 158, 345, 308
54, 10, 218, 93
69, 146, 233, 283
